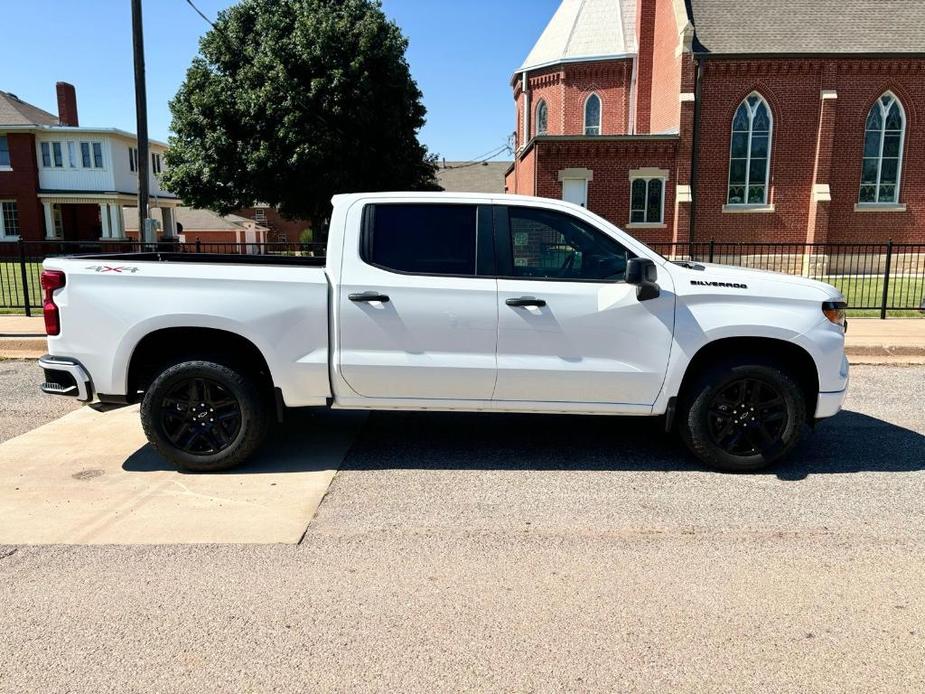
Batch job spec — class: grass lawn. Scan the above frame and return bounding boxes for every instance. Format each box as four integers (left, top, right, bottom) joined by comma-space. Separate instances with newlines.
822, 276, 925, 318
0, 262, 43, 314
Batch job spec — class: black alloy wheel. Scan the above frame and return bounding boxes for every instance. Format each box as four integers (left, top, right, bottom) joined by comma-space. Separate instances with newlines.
160, 377, 243, 455
706, 377, 789, 457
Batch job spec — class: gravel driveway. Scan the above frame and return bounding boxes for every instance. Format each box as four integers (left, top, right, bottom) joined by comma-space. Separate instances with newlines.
0, 359, 80, 443
1, 365, 924, 692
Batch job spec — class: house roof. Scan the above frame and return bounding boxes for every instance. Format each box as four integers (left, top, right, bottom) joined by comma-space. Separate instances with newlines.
436, 162, 511, 194
0, 90, 59, 127
123, 207, 267, 233
517, 0, 636, 74
689, 0, 925, 55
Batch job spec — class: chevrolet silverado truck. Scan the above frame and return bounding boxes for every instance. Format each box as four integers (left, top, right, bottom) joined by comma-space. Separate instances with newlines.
38, 193, 849, 472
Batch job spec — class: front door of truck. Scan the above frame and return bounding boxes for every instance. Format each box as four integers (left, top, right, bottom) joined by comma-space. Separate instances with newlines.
337, 202, 498, 401
492, 205, 674, 407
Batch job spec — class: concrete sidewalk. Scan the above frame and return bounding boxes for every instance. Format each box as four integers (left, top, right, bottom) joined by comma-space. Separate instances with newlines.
2, 315, 924, 361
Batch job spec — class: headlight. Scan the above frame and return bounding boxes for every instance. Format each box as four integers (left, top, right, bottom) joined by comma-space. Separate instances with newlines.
822, 300, 847, 328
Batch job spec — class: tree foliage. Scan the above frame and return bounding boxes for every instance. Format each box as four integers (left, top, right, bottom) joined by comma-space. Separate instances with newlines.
163, 0, 441, 230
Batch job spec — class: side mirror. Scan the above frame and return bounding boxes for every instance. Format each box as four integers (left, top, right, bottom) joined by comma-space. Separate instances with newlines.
626, 257, 660, 301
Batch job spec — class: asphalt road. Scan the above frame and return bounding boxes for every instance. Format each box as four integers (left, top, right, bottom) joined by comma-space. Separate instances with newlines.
1, 364, 924, 692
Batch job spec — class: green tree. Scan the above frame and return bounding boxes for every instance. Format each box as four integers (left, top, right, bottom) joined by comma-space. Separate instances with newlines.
163, 0, 441, 235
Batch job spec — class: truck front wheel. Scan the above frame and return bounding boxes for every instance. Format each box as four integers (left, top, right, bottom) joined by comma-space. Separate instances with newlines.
679, 360, 807, 472
140, 360, 269, 472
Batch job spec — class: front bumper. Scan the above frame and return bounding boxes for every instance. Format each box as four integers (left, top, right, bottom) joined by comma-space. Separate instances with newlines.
815, 354, 849, 419
38, 354, 93, 402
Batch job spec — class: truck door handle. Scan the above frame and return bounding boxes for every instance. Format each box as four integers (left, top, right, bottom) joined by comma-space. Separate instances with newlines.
505, 297, 547, 308
349, 291, 390, 303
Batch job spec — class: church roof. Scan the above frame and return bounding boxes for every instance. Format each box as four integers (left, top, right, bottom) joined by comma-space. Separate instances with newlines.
690, 0, 925, 55
517, 0, 637, 74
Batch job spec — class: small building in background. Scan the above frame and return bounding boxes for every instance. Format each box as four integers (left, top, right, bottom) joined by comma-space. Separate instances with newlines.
123, 206, 268, 249
436, 161, 512, 194
233, 204, 311, 243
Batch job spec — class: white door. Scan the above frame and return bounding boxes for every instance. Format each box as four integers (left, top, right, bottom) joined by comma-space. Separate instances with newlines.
494, 205, 674, 407
562, 178, 588, 207
337, 203, 498, 400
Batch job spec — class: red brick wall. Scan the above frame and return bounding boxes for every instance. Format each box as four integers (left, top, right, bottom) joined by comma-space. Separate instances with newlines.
0, 133, 43, 241
693, 60, 828, 244
648, 0, 683, 134
634, 0, 656, 132
516, 60, 633, 141
693, 58, 925, 244
513, 148, 537, 196
825, 63, 925, 244
562, 60, 632, 135
533, 139, 679, 244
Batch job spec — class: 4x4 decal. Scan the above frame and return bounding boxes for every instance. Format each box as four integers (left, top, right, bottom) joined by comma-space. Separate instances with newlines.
85, 265, 141, 274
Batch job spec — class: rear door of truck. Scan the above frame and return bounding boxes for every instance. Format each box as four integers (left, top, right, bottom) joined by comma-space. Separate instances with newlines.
335, 202, 498, 400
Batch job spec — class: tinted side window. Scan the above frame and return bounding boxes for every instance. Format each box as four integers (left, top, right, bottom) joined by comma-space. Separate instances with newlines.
368, 204, 477, 276
507, 207, 630, 281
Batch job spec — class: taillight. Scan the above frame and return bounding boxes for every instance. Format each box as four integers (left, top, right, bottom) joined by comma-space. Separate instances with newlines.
41, 270, 66, 336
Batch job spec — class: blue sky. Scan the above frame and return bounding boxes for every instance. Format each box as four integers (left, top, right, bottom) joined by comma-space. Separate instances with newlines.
0, 0, 559, 162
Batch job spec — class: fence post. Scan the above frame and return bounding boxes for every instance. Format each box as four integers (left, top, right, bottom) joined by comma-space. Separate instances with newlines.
708, 240, 715, 264
17, 239, 32, 318
880, 239, 893, 320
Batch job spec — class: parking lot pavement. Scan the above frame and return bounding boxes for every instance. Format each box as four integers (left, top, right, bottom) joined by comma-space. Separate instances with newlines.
1, 365, 924, 692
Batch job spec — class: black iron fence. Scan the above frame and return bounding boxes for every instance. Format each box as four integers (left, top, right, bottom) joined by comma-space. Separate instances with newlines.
648, 240, 925, 318
1, 238, 923, 318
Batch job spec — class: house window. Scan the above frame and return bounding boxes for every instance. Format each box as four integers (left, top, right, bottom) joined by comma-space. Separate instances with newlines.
0, 136, 9, 168
129, 147, 138, 173
630, 177, 665, 224
860, 92, 905, 204
0, 201, 20, 240
152, 152, 162, 174
67, 142, 78, 168
728, 93, 772, 205
584, 94, 601, 136
254, 208, 267, 224
79, 142, 104, 168
41, 141, 64, 168
536, 100, 548, 136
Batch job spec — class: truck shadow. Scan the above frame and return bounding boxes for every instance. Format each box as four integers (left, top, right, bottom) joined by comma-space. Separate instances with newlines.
123, 408, 924, 480
340, 409, 925, 481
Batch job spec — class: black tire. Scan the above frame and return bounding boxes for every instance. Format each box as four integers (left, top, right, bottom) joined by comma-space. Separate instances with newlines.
679, 359, 807, 472
140, 360, 269, 472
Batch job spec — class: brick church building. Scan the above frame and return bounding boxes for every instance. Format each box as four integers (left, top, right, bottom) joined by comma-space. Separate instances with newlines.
505, 0, 925, 248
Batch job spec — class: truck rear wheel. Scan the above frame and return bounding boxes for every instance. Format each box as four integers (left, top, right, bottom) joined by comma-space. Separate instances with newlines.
140, 360, 269, 472
679, 360, 807, 472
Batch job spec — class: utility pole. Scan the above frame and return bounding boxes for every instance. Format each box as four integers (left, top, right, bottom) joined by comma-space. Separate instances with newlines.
131, 0, 151, 242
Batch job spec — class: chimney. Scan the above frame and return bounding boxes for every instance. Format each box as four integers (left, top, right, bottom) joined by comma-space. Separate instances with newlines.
56, 82, 79, 126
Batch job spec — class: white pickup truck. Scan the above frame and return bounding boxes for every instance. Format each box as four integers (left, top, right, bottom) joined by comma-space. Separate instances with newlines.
39, 192, 849, 472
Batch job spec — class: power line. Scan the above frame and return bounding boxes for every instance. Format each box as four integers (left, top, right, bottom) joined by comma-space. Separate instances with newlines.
184, 0, 217, 29
441, 144, 511, 170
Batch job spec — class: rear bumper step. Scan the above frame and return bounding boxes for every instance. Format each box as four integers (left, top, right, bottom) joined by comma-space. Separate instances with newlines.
38, 355, 93, 402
